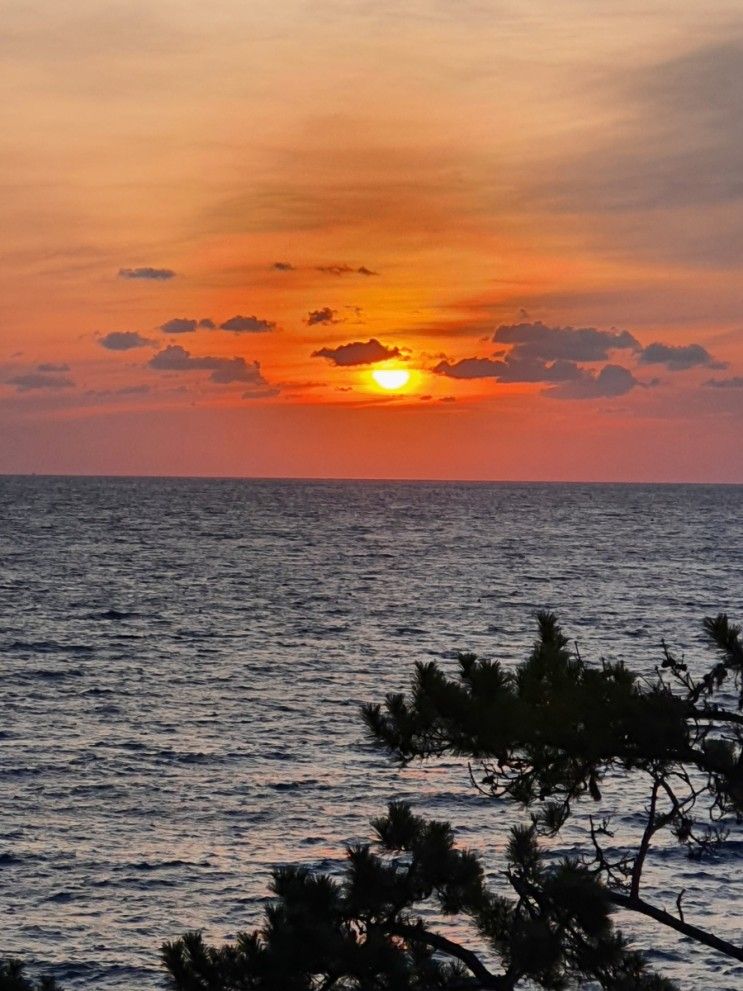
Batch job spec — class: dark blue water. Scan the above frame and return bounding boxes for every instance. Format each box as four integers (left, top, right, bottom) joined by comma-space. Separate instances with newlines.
1, 477, 741, 988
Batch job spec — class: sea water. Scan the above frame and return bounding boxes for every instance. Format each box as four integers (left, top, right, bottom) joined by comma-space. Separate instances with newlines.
1, 476, 741, 988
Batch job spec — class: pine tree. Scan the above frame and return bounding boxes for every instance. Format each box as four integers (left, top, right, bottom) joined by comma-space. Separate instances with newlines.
163, 614, 743, 989
0, 961, 57, 991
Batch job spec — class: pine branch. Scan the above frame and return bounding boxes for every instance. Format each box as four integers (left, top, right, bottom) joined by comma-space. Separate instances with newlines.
388, 923, 511, 990
630, 779, 660, 899
607, 892, 743, 963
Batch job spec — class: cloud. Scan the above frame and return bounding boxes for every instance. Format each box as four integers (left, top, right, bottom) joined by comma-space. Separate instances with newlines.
148, 346, 200, 371
525, 43, 743, 267
639, 342, 723, 370
160, 317, 214, 334
540, 44, 743, 217
148, 344, 275, 389
434, 321, 721, 395
498, 357, 584, 383
242, 385, 281, 400
85, 384, 152, 397
492, 322, 639, 362
704, 376, 743, 389
8, 372, 74, 391
433, 355, 583, 382
272, 261, 294, 271
37, 362, 70, 372
433, 357, 502, 379
118, 267, 176, 280
316, 264, 379, 276
545, 364, 640, 400
312, 338, 401, 366
433, 351, 642, 401
306, 307, 339, 326
116, 384, 151, 395
100, 331, 154, 351
219, 314, 276, 333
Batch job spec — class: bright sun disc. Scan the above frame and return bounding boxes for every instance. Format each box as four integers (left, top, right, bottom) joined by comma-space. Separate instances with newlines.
371, 368, 410, 390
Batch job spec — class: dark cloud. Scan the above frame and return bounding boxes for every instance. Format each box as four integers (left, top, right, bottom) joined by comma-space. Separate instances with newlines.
545, 365, 639, 400
8, 372, 74, 391
160, 318, 197, 334
312, 338, 401, 366
528, 44, 743, 267
498, 357, 584, 383
37, 362, 70, 372
242, 385, 281, 400
492, 322, 639, 362
640, 43, 743, 125
317, 264, 352, 275
704, 376, 743, 389
272, 262, 294, 271
160, 317, 214, 334
148, 344, 274, 389
149, 345, 206, 371
433, 351, 641, 400
433, 355, 583, 382
85, 384, 152, 398
316, 264, 379, 276
116, 384, 151, 395
433, 357, 502, 379
306, 307, 339, 326
639, 342, 723, 370
543, 44, 743, 216
219, 314, 276, 333
118, 267, 176, 280
435, 321, 721, 395
100, 331, 153, 351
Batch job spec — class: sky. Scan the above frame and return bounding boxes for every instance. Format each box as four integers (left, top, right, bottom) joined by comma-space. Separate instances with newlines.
1, 0, 742, 481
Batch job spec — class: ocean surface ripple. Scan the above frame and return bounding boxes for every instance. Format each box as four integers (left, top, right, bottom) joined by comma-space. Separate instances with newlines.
1, 476, 742, 989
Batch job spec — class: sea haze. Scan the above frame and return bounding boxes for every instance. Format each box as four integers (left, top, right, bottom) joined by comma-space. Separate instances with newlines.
1, 476, 742, 989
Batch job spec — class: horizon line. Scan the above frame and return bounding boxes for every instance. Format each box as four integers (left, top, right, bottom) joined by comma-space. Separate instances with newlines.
2, 471, 742, 487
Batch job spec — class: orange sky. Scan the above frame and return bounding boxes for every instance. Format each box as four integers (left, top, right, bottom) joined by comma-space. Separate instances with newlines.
1, 1, 742, 480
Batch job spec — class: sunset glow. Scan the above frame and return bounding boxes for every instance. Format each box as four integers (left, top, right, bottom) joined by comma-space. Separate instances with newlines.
1, 2, 742, 481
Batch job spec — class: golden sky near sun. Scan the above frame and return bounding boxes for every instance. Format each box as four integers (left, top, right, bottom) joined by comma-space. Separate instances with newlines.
1, 1, 742, 479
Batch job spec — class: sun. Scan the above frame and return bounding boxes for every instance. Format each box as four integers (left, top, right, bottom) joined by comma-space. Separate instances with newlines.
371, 368, 411, 391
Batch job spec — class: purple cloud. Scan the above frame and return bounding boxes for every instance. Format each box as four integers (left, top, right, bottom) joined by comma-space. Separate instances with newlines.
8, 372, 74, 391
493, 322, 639, 362
545, 364, 640, 400
316, 264, 379, 277
148, 344, 276, 390
639, 342, 724, 370
306, 307, 338, 326
219, 315, 276, 333
312, 339, 401, 366
118, 267, 176, 280
100, 332, 153, 351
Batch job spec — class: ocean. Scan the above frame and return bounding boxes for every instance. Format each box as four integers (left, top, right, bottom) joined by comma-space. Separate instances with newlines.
1, 476, 741, 989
